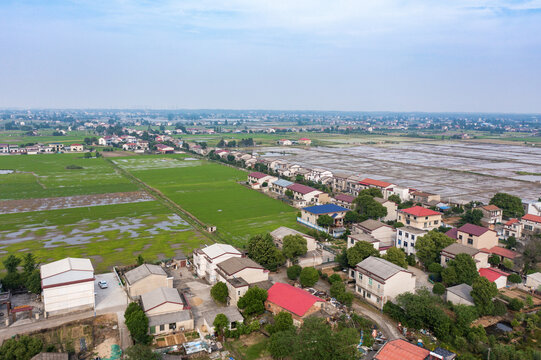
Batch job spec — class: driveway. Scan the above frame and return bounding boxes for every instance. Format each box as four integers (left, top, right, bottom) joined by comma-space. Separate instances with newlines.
408, 266, 433, 291
95, 273, 128, 312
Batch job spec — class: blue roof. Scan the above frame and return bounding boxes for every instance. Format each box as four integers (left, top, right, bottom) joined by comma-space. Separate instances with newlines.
273, 179, 294, 187
302, 204, 349, 214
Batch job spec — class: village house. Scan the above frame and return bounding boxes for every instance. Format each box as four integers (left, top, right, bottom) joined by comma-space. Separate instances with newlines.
523, 200, 541, 216
201, 307, 244, 334
332, 193, 356, 209
445, 284, 475, 306
193, 244, 243, 284
445, 223, 498, 250
346, 175, 364, 196
25, 145, 41, 155
374, 197, 398, 221
359, 178, 395, 199
481, 246, 518, 263
270, 179, 294, 196
278, 139, 292, 146
521, 214, 541, 236
297, 138, 312, 145
247, 172, 277, 190
286, 183, 329, 207
503, 218, 522, 239
0, 144, 9, 153
331, 173, 351, 193
396, 226, 427, 256
299, 204, 349, 236
269, 160, 289, 174
388, 185, 411, 202
265, 283, 325, 326
347, 232, 380, 252
478, 205, 503, 224
270, 226, 324, 267
124, 263, 173, 298
155, 144, 175, 154
440, 243, 489, 270
526, 272, 541, 291
410, 190, 441, 206
69, 143, 84, 152
355, 256, 415, 308
479, 267, 508, 289
40, 257, 95, 315
305, 168, 333, 183
48, 143, 64, 152
215, 257, 269, 306
353, 219, 396, 248
397, 206, 442, 230
142, 287, 193, 336
122, 142, 138, 151
373, 339, 430, 360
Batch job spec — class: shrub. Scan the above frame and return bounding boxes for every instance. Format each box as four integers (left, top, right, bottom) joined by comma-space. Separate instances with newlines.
328, 274, 342, 284
508, 298, 524, 311
428, 263, 443, 274
65, 164, 83, 169
493, 300, 507, 316
299, 267, 319, 287
432, 282, 445, 295
211, 282, 228, 304
286, 265, 302, 280
507, 274, 522, 284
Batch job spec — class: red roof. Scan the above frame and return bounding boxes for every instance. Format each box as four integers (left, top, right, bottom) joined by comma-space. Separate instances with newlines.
479, 267, 508, 282
400, 206, 440, 217
482, 205, 501, 211
359, 178, 392, 188
334, 194, 355, 203
248, 172, 268, 179
445, 228, 458, 239
523, 214, 541, 224
483, 246, 518, 259
287, 183, 318, 195
374, 339, 429, 360
267, 283, 323, 317
457, 223, 492, 237
71, 143, 82, 146
505, 218, 519, 226
299, 138, 310, 141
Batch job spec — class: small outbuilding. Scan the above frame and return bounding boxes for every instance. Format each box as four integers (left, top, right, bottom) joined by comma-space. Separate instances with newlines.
445, 284, 475, 306
124, 264, 173, 298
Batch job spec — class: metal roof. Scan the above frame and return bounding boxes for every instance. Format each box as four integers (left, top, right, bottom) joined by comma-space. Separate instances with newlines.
141, 287, 183, 312
356, 256, 407, 280
273, 179, 294, 188
358, 219, 388, 231
202, 306, 244, 326
270, 226, 313, 241
302, 204, 349, 214
40, 258, 93, 279
441, 243, 480, 256
199, 243, 241, 259
124, 264, 167, 285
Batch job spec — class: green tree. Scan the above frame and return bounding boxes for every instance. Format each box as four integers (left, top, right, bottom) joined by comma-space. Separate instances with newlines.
237, 287, 268, 316
490, 193, 524, 218
488, 254, 501, 266
211, 281, 229, 304
84, 152, 92, 158
432, 282, 445, 295
454, 305, 478, 334
213, 313, 229, 338
25, 270, 41, 294
285, 189, 294, 199
502, 259, 514, 270
505, 236, 517, 249
299, 267, 319, 287
124, 344, 160, 360
269, 329, 296, 359
383, 247, 408, 268
247, 233, 285, 271
136, 255, 145, 266
0, 335, 43, 360
414, 230, 455, 268
344, 211, 362, 224
124, 302, 150, 344
507, 273, 522, 284
441, 266, 458, 286
22, 253, 36, 275
388, 194, 401, 204
508, 298, 524, 311
3, 254, 21, 273
458, 209, 483, 226
354, 195, 387, 220
287, 265, 302, 280
328, 273, 342, 284
329, 281, 354, 306
451, 253, 479, 286
428, 263, 443, 274
346, 242, 379, 267
269, 312, 295, 334
359, 188, 383, 198
316, 214, 334, 228
282, 235, 308, 260
471, 277, 498, 315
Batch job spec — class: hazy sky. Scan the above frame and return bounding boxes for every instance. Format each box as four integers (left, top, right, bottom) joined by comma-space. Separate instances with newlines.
1, 0, 541, 112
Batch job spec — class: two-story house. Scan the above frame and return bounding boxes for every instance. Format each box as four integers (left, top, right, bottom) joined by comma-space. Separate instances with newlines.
359, 178, 395, 199
395, 226, 427, 256
440, 243, 489, 270
247, 172, 277, 190
270, 179, 294, 196
410, 191, 440, 206
215, 257, 269, 306
287, 183, 329, 207
503, 218, 522, 239
521, 214, 541, 236
397, 206, 442, 230
445, 223, 498, 250
478, 205, 503, 224
193, 244, 243, 284
352, 219, 396, 248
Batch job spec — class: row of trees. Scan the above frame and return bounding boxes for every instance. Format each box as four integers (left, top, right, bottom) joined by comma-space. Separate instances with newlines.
2, 254, 41, 294
247, 233, 309, 271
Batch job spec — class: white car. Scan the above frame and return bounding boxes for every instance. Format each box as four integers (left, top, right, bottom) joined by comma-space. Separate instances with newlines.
98, 280, 108, 289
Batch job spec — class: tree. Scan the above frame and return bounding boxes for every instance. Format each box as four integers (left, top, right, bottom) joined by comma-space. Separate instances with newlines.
237, 287, 268, 316
505, 236, 517, 249
269, 329, 296, 359
346, 242, 378, 267
428, 263, 443, 274
488, 254, 501, 266
507, 273, 522, 284
211, 281, 229, 304
432, 282, 445, 295
84, 152, 92, 158
0, 335, 43, 360
490, 193, 524, 218
328, 273, 342, 284
124, 344, 160, 360
124, 302, 150, 344
285, 189, 294, 199
3, 254, 21, 273
451, 253, 479, 286
383, 247, 408, 268
22, 253, 36, 275
441, 266, 458, 286
508, 298, 524, 311
287, 265, 302, 280
354, 195, 387, 220
269, 312, 295, 334
471, 277, 498, 315
25, 270, 41, 294
282, 235, 307, 260
329, 280, 354, 306
454, 305, 478, 334
316, 215, 334, 228
359, 188, 383, 198
247, 233, 285, 271
459, 209, 483, 226
502, 258, 514, 270
213, 313, 229, 338
299, 267, 319, 287
388, 194, 401, 204
344, 211, 362, 224
136, 255, 145, 266
414, 230, 455, 268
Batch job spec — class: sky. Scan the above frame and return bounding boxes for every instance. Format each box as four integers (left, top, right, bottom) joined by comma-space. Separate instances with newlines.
1, 0, 541, 113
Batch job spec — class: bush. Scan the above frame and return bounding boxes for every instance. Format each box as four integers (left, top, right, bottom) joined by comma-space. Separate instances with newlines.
328, 274, 342, 284
299, 267, 319, 287
65, 164, 83, 169
428, 263, 443, 274
507, 274, 522, 284
508, 298, 524, 311
286, 265, 302, 280
493, 300, 507, 316
432, 282, 445, 295
211, 282, 229, 304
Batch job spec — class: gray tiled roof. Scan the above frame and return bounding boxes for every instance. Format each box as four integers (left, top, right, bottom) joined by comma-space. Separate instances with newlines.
356, 256, 407, 280
141, 287, 182, 312
446, 284, 474, 303
202, 307, 244, 326
358, 219, 387, 231
125, 264, 167, 285
441, 243, 479, 256
216, 257, 263, 275
31, 354, 69, 360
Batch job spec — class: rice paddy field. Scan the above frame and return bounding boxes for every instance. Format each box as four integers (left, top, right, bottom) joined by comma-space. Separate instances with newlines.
113, 155, 304, 246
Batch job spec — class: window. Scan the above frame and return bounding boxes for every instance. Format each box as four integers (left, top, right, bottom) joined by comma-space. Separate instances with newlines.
434, 220, 439, 224
150, 326, 156, 334
405, 233, 409, 238
404, 242, 408, 247
468, 239, 473, 245
169, 323, 176, 330
411, 235, 415, 240
368, 278, 373, 286
378, 284, 380, 289
358, 273, 363, 280
366, 293, 371, 299
399, 230, 403, 236
397, 240, 401, 245
350, 238, 354, 245
525, 225, 533, 231
424, 222, 427, 227
159, 324, 165, 331
425, 216, 428, 220
238, 291, 241, 295
459, 235, 463, 240
406, 220, 411, 225
445, 257, 449, 263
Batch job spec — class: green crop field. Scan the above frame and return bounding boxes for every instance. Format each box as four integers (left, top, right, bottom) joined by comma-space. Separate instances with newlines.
0, 130, 93, 145
0, 153, 139, 199
114, 155, 305, 246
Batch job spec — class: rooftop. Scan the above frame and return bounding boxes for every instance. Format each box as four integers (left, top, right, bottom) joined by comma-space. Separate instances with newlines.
273, 179, 294, 188
248, 171, 268, 179
202, 307, 244, 327
357, 219, 389, 231
400, 226, 428, 235
334, 194, 355, 203
482, 246, 518, 259
400, 206, 440, 217
270, 226, 313, 241
267, 282, 323, 317
505, 218, 519, 226
481, 204, 501, 211
360, 178, 393, 188
302, 204, 349, 215
523, 214, 541, 224
374, 339, 429, 360
198, 243, 241, 259
148, 310, 192, 327
457, 223, 492, 237
356, 256, 408, 280
287, 183, 319, 195
31, 354, 69, 360
40, 257, 93, 279
479, 267, 508, 282
125, 264, 167, 285
216, 257, 264, 276
141, 287, 183, 312
441, 243, 480, 256
446, 284, 474, 303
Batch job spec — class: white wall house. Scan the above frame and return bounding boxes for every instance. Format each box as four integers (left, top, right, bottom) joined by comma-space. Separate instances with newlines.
193, 244, 242, 284
395, 226, 427, 256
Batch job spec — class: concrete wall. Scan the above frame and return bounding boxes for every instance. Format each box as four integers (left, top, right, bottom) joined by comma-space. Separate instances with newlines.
398, 213, 442, 230
128, 274, 173, 298
446, 291, 475, 306
457, 230, 498, 249
150, 318, 194, 335
43, 281, 95, 313
265, 300, 324, 326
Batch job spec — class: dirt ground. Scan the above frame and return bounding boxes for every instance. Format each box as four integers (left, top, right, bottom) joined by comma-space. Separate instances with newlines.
501, 288, 541, 306
0, 191, 153, 214
101, 151, 137, 158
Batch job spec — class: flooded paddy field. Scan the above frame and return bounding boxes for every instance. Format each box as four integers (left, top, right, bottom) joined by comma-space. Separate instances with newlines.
259, 141, 541, 203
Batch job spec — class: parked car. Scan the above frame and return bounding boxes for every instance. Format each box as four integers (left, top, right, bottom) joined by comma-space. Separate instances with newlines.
98, 280, 108, 289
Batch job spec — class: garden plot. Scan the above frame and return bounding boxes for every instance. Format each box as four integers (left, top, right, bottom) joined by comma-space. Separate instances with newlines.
0, 191, 154, 214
